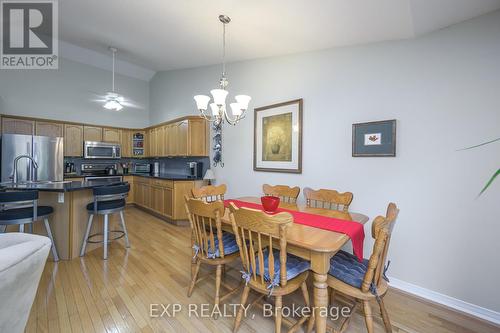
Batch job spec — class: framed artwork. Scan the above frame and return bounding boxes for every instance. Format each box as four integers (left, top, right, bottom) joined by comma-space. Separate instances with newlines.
254, 99, 303, 173
352, 119, 396, 157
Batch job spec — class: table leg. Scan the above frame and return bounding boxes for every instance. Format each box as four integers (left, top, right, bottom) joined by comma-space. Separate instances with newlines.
313, 272, 329, 333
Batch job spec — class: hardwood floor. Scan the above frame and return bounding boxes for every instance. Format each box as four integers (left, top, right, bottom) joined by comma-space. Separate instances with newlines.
26, 207, 499, 333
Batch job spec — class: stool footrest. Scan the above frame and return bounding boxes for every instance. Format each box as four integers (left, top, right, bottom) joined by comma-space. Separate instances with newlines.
87, 230, 125, 244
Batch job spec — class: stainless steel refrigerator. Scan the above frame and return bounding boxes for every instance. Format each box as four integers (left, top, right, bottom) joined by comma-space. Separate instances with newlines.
1, 134, 63, 183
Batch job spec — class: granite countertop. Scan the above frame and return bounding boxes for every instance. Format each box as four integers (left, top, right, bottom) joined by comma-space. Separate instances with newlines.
63, 173, 203, 181
0, 178, 125, 193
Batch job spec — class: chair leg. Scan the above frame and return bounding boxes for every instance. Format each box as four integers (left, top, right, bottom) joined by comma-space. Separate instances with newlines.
0, 225, 6, 233
301, 282, 314, 333
379, 298, 392, 333
187, 260, 201, 297
119, 210, 130, 248
43, 218, 59, 262
214, 264, 222, 319
233, 284, 250, 333
275, 295, 283, 333
80, 214, 94, 257
28, 223, 33, 233
19, 224, 24, 233
103, 214, 109, 260
363, 300, 374, 333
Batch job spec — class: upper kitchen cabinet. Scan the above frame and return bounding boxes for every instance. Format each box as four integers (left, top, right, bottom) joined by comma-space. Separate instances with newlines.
83, 126, 103, 142
2, 117, 35, 135
187, 118, 209, 156
35, 121, 63, 137
121, 130, 133, 157
103, 127, 122, 143
64, 124, 83, 156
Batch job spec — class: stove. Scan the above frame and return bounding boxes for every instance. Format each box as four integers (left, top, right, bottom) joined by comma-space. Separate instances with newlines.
81, 163, 122, 182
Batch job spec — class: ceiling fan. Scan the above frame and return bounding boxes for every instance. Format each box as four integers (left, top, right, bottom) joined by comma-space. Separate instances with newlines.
90, 47, 143, 111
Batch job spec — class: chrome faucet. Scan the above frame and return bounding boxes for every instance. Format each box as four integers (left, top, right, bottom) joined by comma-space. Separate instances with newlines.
12, 155, 39, 183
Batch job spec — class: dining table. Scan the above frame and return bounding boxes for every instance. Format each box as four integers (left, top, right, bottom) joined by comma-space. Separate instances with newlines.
220, 196, 370, 333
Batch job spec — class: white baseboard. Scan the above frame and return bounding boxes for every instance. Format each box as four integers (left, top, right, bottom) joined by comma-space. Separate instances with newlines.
388, 276, 500, 326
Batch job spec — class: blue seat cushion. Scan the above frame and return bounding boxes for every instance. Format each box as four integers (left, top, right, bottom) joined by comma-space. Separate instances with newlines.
253, 249, 310, 287
328, 250, 369, 288
0, 206, 53, 221
205, 232, 239, 258
87, 199, 126, 212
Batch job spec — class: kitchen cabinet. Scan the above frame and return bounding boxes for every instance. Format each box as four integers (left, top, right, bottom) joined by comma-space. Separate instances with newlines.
35, 121, 63, 137
131, 176, 203, 221
103, 128, 121, 143
123, 176, 134, 204
188, 118, 209, 156
64, 124, 84, 156
83, 126, 103, 142
2, 117, 34, 135
177, 120, 189, 156
121, 130, 133, 157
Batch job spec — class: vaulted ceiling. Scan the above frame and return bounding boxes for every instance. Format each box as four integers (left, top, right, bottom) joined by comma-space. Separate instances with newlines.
59, 0, 500, 72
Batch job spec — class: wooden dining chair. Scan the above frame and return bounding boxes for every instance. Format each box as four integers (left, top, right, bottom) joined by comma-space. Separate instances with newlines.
326, 203, 399, 333
303, 187, 353, 212
184, 197, 240, 312
191, 184, 227, 202
229, 203, 314, 333
262, 184, 300, 203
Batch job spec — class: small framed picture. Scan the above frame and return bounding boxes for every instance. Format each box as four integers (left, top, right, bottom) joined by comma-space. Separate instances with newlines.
352, 120, 396, 157
254, 99, 303, 173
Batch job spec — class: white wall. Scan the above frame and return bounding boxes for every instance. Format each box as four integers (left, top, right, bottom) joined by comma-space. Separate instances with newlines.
0, 57, 149, 128
150, 11, 500, 312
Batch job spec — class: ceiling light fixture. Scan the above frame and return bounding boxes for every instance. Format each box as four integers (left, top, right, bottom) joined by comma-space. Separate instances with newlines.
193, 15, 251, 167
103, 47, 124, 111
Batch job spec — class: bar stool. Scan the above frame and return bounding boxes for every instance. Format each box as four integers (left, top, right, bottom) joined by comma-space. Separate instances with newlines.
0, 190, 59, 261
80, 183, 130, 260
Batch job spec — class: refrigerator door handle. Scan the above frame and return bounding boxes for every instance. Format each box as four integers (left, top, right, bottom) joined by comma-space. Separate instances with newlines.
33, 142, 38, 182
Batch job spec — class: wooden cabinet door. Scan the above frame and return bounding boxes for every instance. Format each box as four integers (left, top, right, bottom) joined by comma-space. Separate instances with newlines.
103, 128, 122, 143
83, 126, 103, 142
64, 124, 83, 156
148, 128, 156, 157
177, 120, 188, 156
188, 119, 208, 156
2, 117, 34, 135
121, 130, 132, 158
167, 124, 177, 156
124, 176, 134, 204
35, 121, 63, 137
151, 186, 165, 213
163, 187, 173, 217
133, 183, 143, 206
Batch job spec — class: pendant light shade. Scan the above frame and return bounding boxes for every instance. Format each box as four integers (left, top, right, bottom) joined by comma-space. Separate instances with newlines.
235, 95, 251, 110
210, 89, 228, 106
194, 95, 210, 111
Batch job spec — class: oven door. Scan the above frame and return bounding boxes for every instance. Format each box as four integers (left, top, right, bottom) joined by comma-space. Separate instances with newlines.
84, 142, 119, 159
84, 176, 123, 182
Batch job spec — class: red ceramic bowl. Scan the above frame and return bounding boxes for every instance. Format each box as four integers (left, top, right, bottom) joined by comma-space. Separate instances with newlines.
261, 196, 280, 213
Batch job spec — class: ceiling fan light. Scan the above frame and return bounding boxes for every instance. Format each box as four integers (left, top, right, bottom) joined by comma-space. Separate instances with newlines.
104, 99, 123, 111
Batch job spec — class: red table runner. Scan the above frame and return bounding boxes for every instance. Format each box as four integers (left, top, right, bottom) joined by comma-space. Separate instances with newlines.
224, 199, 365, 261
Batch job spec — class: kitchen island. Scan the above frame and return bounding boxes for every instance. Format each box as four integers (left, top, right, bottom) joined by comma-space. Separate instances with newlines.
2, 179, 126, 260
2, 176, 205, 260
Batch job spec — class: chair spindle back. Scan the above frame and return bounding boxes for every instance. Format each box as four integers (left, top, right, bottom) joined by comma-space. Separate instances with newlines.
361, 203, 399, 292
229, 203, 292, 287
185, 197, 226, 259
191, 184, 227, 202
303, 187, 353, 212
262, 184, 300, 203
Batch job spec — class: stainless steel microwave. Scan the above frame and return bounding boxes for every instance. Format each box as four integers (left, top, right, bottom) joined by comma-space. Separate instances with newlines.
84, 141, 121, 159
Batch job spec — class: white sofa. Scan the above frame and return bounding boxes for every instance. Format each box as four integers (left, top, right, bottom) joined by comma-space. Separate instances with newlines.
0, 233, 51, 333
